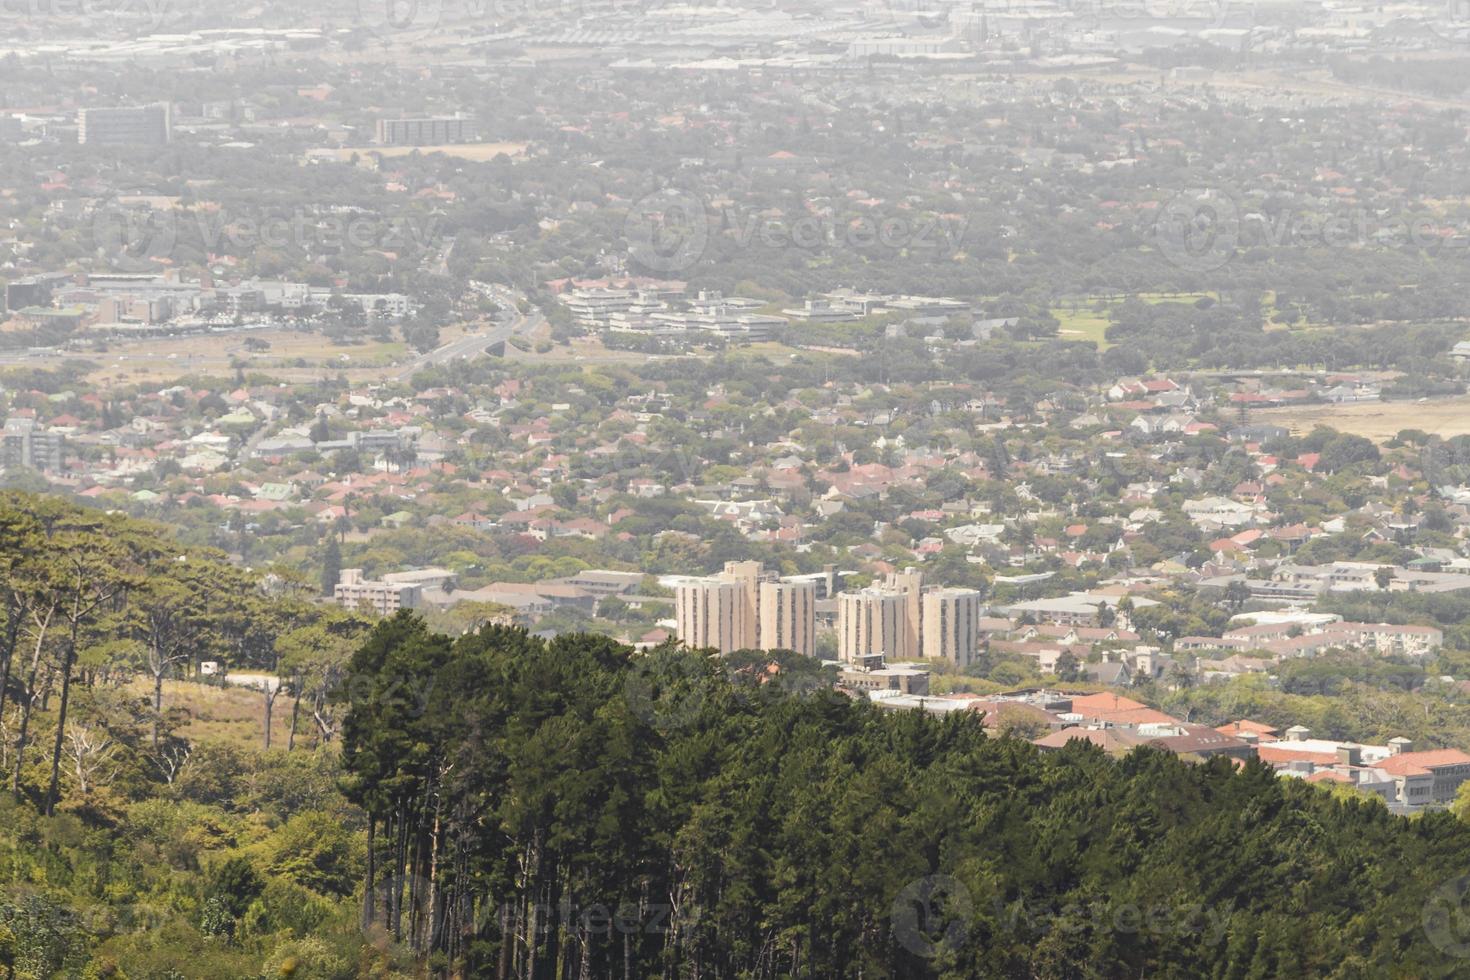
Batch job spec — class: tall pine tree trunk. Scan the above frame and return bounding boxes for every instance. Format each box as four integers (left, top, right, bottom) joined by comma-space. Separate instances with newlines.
11, 617, 51, 797
261, 680, 281, 750
408, 821, 424, 948
287, 688, 300, 752
151, 648, 165, 750
393, 796, 409, 941
498, 899, 513, 980
364, 816, 377, 930
44, 614, 82, 816
426, 791, 443, 953
0, 605, 22, 726
524, 833, 543, 980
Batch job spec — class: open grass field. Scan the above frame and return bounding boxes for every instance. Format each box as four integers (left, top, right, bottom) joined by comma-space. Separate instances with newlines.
79, 329, 413, 385
738, 340, 854, 360
67, 320, 493, 386
1051, 294, 1216, 349
1255, 394, 1470, 443
513, 335, 688, 365
1137, 291, 1216, 305
1053, 307, 1112, 349
125, 677, 296, 752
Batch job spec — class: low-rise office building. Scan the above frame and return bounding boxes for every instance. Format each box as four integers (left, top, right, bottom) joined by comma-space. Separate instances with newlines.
334, 568, 422, 615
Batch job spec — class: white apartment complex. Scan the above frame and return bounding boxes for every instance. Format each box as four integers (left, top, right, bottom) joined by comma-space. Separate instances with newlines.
837, 570, 982, 666
334, 568, 422, 615
675, 561, 817, 655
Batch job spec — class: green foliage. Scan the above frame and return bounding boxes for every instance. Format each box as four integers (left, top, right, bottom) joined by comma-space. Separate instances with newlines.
259, 814, 361, 898
0, 893, 89, 978
0, 494, 379, 977
204, 855, 263, 923
259, 935, 352, 980
339, 615, 1470, 978
7, 493, 1470, 976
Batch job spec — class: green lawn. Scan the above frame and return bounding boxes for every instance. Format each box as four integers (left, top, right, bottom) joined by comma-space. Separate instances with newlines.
1051, 292, 1229, 349
1052, 306, 1113, 349
1136, 291, 1215, 304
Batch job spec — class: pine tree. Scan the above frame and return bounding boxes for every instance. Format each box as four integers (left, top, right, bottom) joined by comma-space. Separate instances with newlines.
321, 537, 341, 598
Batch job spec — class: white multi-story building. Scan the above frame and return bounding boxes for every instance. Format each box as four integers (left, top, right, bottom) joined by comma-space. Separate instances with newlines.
759, 579, 817, 657
837, 570, 983, 666
921, 587, 983, 664
561, 288, 642, 329
2, 417, 65, 472
676, 577, 749, 653
838, 588, 907, 662
334, 568, 422, 615
675, 561, 816, 655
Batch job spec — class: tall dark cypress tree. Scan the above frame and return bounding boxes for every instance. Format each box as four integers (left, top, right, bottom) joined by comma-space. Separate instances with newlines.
321, 536, 341, 597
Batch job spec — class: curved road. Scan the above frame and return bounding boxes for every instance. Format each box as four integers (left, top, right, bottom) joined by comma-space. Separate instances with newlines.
395, 283, 544, 380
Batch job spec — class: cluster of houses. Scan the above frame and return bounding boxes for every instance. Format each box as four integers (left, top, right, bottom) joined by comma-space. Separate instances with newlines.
1179, 617, 1443, 662
7, 358, 1469, 580
8, 352, 1470, 796
982, 590, 1443, 682
846, 682, 1470, 813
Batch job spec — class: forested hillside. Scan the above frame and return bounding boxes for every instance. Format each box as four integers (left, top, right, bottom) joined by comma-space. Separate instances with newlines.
343, 616, 1470, 979
0, 494, 393, 977
4, 492, 1470, 978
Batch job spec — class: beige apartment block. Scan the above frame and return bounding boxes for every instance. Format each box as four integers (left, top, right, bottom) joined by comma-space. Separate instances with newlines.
334, 568, 421, 616
759, 579, 817, 656
676, 562, 816, 655
838, 588, 906, 662
837, 569, 982, 666
921, 587, 983, 666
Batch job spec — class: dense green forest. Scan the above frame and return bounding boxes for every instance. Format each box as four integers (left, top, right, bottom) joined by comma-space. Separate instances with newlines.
5, 492, 1470, 977
340, 616, 1470, 979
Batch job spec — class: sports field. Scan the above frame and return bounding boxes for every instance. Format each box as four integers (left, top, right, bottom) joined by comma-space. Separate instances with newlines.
1255, 395, 1470, 443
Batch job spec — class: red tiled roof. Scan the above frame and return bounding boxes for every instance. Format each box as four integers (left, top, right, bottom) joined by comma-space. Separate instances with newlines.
1034, 728, 1136, 752
1093, 707, 1180, 726
1375, 749, 1470, 777
1067, 692, 1178, 726
1258, 745, 1338, 766
1216, 719, 1279, 738
1068, 692, 1147, 713
1306, 770, 1351, 783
